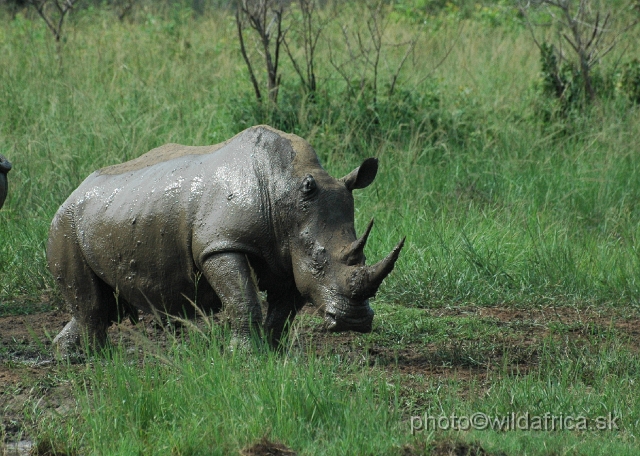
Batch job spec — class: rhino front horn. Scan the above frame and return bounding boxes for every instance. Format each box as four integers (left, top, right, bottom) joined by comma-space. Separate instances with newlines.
349, 237, 406, 299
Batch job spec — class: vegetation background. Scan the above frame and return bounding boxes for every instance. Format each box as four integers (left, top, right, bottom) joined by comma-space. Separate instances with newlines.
1, 0, 640, 454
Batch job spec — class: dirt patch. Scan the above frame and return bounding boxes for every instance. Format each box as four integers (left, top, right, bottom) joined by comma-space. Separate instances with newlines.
295, 306, 544, 379
240, 437, 297, 456
429, 438, 505, 456
0, 310, 69, 374
3, 439, 78, 456
402, 438, 507, 456
0, 311, 73, 445
474, 305, 640, 355
2, 304, 640, 448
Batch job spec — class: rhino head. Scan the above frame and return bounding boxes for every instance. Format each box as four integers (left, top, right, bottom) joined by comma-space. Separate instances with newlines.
0, 154, 11, 210
288, 156, 404, 333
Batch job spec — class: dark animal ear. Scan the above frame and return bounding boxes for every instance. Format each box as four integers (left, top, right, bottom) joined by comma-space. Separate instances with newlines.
0, 155, 11, 173
341, 157, 378, 192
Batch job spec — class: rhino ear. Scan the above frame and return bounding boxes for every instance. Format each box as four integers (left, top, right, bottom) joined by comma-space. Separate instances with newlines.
341, 158, 378, 192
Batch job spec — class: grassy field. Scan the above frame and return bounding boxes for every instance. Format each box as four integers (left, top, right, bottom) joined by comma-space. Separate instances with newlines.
1, 1, 640, 454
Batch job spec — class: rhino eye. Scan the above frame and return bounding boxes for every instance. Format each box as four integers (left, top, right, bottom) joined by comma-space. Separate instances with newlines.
301, 175, 317, 195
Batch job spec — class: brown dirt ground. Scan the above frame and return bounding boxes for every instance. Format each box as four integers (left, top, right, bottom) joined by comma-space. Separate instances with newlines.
240, 437, 298, 456
1, 304, 639, 454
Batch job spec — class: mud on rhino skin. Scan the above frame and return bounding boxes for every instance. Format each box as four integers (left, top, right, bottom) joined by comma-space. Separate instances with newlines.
47, 125, 405, 353
0, 154, 11, 210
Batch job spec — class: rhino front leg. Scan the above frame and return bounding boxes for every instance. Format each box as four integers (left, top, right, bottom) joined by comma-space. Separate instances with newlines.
263, 287, 305, 349
200, 253, 263, 344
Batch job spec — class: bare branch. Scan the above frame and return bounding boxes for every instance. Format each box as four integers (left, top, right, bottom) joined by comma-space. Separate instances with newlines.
414, 21, 464, 87
236, 0, 286, 104
388, 36, 418, 97
562, 33, 580, 54
236, 8, 262, 102
28, 0, 80, 42
520, 0, 640, 103
282, 36, 306, 89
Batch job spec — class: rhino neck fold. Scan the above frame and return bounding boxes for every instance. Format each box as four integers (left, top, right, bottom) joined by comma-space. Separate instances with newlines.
252, 153, 292, 279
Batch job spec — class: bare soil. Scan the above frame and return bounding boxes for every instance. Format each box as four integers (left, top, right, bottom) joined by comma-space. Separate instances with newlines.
1, 304, 639, 454
240, 437, 298, 456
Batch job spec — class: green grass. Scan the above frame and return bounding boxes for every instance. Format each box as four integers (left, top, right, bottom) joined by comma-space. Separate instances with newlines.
2, 6, 640, 310
30, 317, 639, 455
2, 2, 640, 454
35, 322, 406, 455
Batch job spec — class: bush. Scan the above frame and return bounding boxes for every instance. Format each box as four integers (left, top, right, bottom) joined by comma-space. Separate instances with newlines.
617, 58, 640, 104
228, 77, 483, 160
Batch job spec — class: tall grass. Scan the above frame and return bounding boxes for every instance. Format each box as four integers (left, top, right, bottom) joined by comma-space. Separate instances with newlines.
3, 5, 640, 454
2, 6, 640, 312
34, 314, 640, 455
376, 103, 640, 308
42, 324, 404, 455
0, 9, 242, 305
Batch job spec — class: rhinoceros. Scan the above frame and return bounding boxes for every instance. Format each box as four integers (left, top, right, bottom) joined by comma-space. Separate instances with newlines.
0, 154, 11, 210
48, 125, 404, 353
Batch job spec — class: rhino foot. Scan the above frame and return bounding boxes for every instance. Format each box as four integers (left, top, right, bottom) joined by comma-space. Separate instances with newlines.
52, 317, 108, 357
52, 318, 82, 357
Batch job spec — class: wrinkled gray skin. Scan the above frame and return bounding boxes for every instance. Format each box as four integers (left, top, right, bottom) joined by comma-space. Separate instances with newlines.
48, 125, 404, 353
0, 154, 11, 210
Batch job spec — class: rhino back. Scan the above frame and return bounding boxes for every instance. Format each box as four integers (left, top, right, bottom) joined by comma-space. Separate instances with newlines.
58, 126, 308, 310
67, 152, 223, 310
97, 140, 235, 176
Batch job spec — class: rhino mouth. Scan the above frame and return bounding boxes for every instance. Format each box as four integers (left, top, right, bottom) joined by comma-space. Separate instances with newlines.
325, 306, 374, 333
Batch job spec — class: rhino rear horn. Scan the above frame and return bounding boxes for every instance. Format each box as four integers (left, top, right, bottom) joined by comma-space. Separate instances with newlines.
343, 218, 374, 265
340, 158, 378, 191
349, 237, 406, 299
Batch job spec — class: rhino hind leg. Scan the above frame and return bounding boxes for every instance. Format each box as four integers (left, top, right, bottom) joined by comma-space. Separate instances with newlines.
48, 207, 119, 355
50, 265, 117, 355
